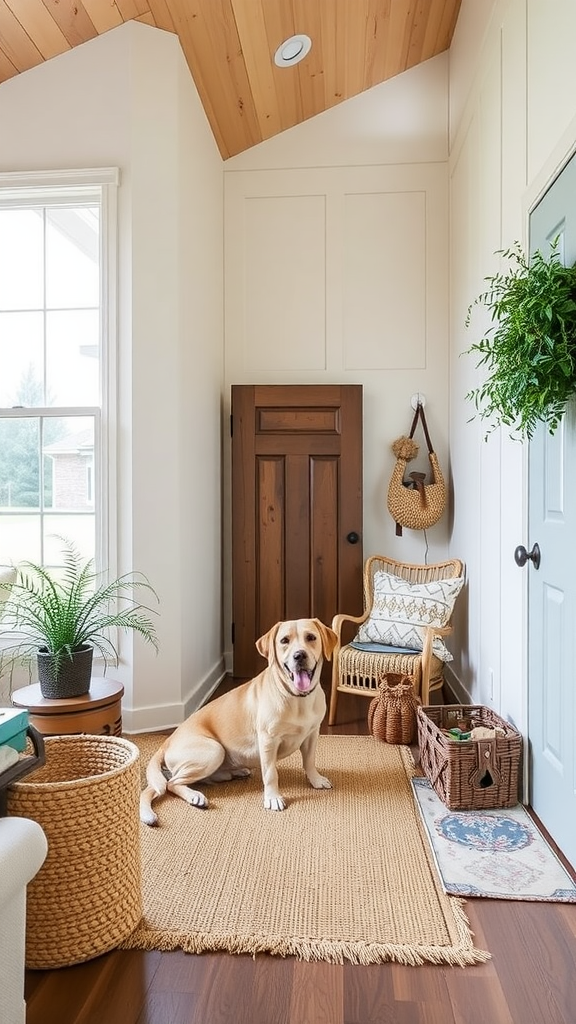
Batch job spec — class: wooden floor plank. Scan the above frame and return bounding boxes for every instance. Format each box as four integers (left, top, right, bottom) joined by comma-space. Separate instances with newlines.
137, 991, 200, 1024
343, 961, 397, 1024
252, 955, 295, 1024
186, 954, 258, 1024
473, 900, 576, 1024
447, 969, 515, 1024
391, 960, 452, 1004
26, 949, 161, 1024
289, 961, 343, 1024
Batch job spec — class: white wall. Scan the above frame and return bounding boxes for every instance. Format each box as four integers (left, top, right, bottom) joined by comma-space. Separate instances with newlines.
227, 54, 449, 170
0, 23, 224, 730
223, 56, 453, 670
448, 0, 576, 732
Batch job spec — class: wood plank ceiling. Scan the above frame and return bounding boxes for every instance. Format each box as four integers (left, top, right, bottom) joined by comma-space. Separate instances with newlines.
0, 0, 462, 159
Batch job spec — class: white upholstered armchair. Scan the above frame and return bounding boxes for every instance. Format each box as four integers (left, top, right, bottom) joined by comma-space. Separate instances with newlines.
0, 815, 47, 1024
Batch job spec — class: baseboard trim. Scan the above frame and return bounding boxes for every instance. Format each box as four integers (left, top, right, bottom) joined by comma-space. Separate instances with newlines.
123, 657, 226, 734
442, 666, 472, 705
183, 661, 226, 718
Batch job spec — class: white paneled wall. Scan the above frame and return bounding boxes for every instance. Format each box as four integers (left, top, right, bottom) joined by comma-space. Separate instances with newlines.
449, 0, 576, 735
243, 194, 327, 371
342, 190, 426, 371
224, 126, 451, 667
226, 164, 444, 378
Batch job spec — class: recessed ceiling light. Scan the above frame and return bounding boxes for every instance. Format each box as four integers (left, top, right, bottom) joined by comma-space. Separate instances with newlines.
274, 34, 312, 68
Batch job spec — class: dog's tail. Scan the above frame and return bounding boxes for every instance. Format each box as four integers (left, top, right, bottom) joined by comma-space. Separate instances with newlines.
139, 746, 168, 827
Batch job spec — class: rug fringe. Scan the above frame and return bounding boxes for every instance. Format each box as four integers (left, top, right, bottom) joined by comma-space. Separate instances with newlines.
119, 925, 491, 967
398, 744, 491, 965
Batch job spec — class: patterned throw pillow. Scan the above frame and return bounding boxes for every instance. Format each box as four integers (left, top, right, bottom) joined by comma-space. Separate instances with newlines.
354, 570, 465, 662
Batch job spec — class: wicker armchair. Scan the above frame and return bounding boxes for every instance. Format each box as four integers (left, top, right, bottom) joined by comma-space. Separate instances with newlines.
328, 555, 465, 725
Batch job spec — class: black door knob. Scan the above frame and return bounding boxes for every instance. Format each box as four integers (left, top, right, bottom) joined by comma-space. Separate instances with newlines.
346, 531, 360, 544
514, 543, 541, 570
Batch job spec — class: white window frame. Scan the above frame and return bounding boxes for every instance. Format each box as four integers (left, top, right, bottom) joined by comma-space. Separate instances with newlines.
0, 167, 119, 577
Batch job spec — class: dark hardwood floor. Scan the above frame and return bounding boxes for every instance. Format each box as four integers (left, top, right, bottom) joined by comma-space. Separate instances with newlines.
24, 683, 576, 1024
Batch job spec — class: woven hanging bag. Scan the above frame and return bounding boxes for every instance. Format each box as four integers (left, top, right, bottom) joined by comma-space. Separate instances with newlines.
387, 403, 446, 535
368, 673, 420, 744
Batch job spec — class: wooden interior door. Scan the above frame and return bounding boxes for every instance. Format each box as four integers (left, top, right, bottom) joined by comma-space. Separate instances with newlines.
232, 384, 363, 678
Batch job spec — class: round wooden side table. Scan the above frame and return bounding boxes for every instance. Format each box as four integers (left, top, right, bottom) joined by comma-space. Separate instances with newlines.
11, 679, 124, 737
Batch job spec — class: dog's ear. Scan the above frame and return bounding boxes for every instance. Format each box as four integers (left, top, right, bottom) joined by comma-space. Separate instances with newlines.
256, 623, 279, 662
312, 619, 338, 661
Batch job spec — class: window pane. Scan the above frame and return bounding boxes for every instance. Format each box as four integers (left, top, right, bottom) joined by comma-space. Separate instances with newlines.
46, 310, 99, 405
0, 312, 44, 406
43, 416, 95, 511
0, 177, 107, 579
0, 417, 40, 508
0, 515, 42, 567
46, 207, 99, 309
0, 208, 44, 311
43, 517, 95, 568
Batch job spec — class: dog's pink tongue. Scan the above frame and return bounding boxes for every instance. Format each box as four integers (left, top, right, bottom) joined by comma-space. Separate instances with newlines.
294, 669, 312, 693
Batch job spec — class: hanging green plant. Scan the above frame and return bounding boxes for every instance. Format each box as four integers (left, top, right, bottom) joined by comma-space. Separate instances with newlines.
465, 238, 576, 439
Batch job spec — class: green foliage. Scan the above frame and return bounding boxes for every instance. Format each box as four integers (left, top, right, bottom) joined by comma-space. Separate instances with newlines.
465, 239, 576, 439
0, 365, 63, 507
0, 537, 159, 681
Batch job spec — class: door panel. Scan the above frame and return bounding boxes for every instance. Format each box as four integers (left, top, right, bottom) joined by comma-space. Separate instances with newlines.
232, 384, 363, 678
528, 151, 576, 868
310, 457, 338, 616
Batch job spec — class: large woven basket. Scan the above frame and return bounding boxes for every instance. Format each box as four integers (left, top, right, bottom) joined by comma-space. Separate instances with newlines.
7, 734, 142, 969
417, 704, 522, 811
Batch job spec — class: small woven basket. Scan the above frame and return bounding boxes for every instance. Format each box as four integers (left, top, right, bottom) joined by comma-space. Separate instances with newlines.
417, 704, 522, 810
7, 734, 142, 969
368, 673, 420, 744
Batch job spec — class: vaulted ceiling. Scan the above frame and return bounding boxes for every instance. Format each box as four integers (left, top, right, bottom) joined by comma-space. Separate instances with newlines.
0, 0, 462, 159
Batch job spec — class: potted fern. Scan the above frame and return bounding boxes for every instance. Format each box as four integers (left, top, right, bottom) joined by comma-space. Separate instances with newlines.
0, 538, 159, 698
465, 239, 576, 439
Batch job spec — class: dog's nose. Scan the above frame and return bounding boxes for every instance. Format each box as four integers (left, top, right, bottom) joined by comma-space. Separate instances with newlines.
293, 649, 307, 663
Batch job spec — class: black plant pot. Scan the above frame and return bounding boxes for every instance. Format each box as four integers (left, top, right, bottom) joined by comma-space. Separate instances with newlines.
37, 645, 93, 699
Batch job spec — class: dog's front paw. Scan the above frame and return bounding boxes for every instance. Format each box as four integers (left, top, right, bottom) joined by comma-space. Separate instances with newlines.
264, 794, 287, 811
309, 773, 332, 790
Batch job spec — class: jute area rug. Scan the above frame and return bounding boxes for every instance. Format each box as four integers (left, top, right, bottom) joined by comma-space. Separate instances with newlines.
120, 734, 490, 966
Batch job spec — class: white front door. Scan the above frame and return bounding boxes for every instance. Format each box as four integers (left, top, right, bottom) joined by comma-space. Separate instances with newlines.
527, 151, 576, 868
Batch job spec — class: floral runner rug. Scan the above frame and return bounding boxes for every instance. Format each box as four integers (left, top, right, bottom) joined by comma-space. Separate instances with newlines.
412, 777, 576, 902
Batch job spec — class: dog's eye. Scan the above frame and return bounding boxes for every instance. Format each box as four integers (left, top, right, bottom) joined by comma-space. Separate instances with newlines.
279, 635, 290, 646
305, 633, 317, 643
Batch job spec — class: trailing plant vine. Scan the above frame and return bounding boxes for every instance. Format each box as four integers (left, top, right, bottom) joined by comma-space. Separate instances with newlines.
465, 239, 576, 439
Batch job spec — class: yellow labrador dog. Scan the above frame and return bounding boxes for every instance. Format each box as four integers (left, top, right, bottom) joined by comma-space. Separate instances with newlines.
140, 618, 337, 825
